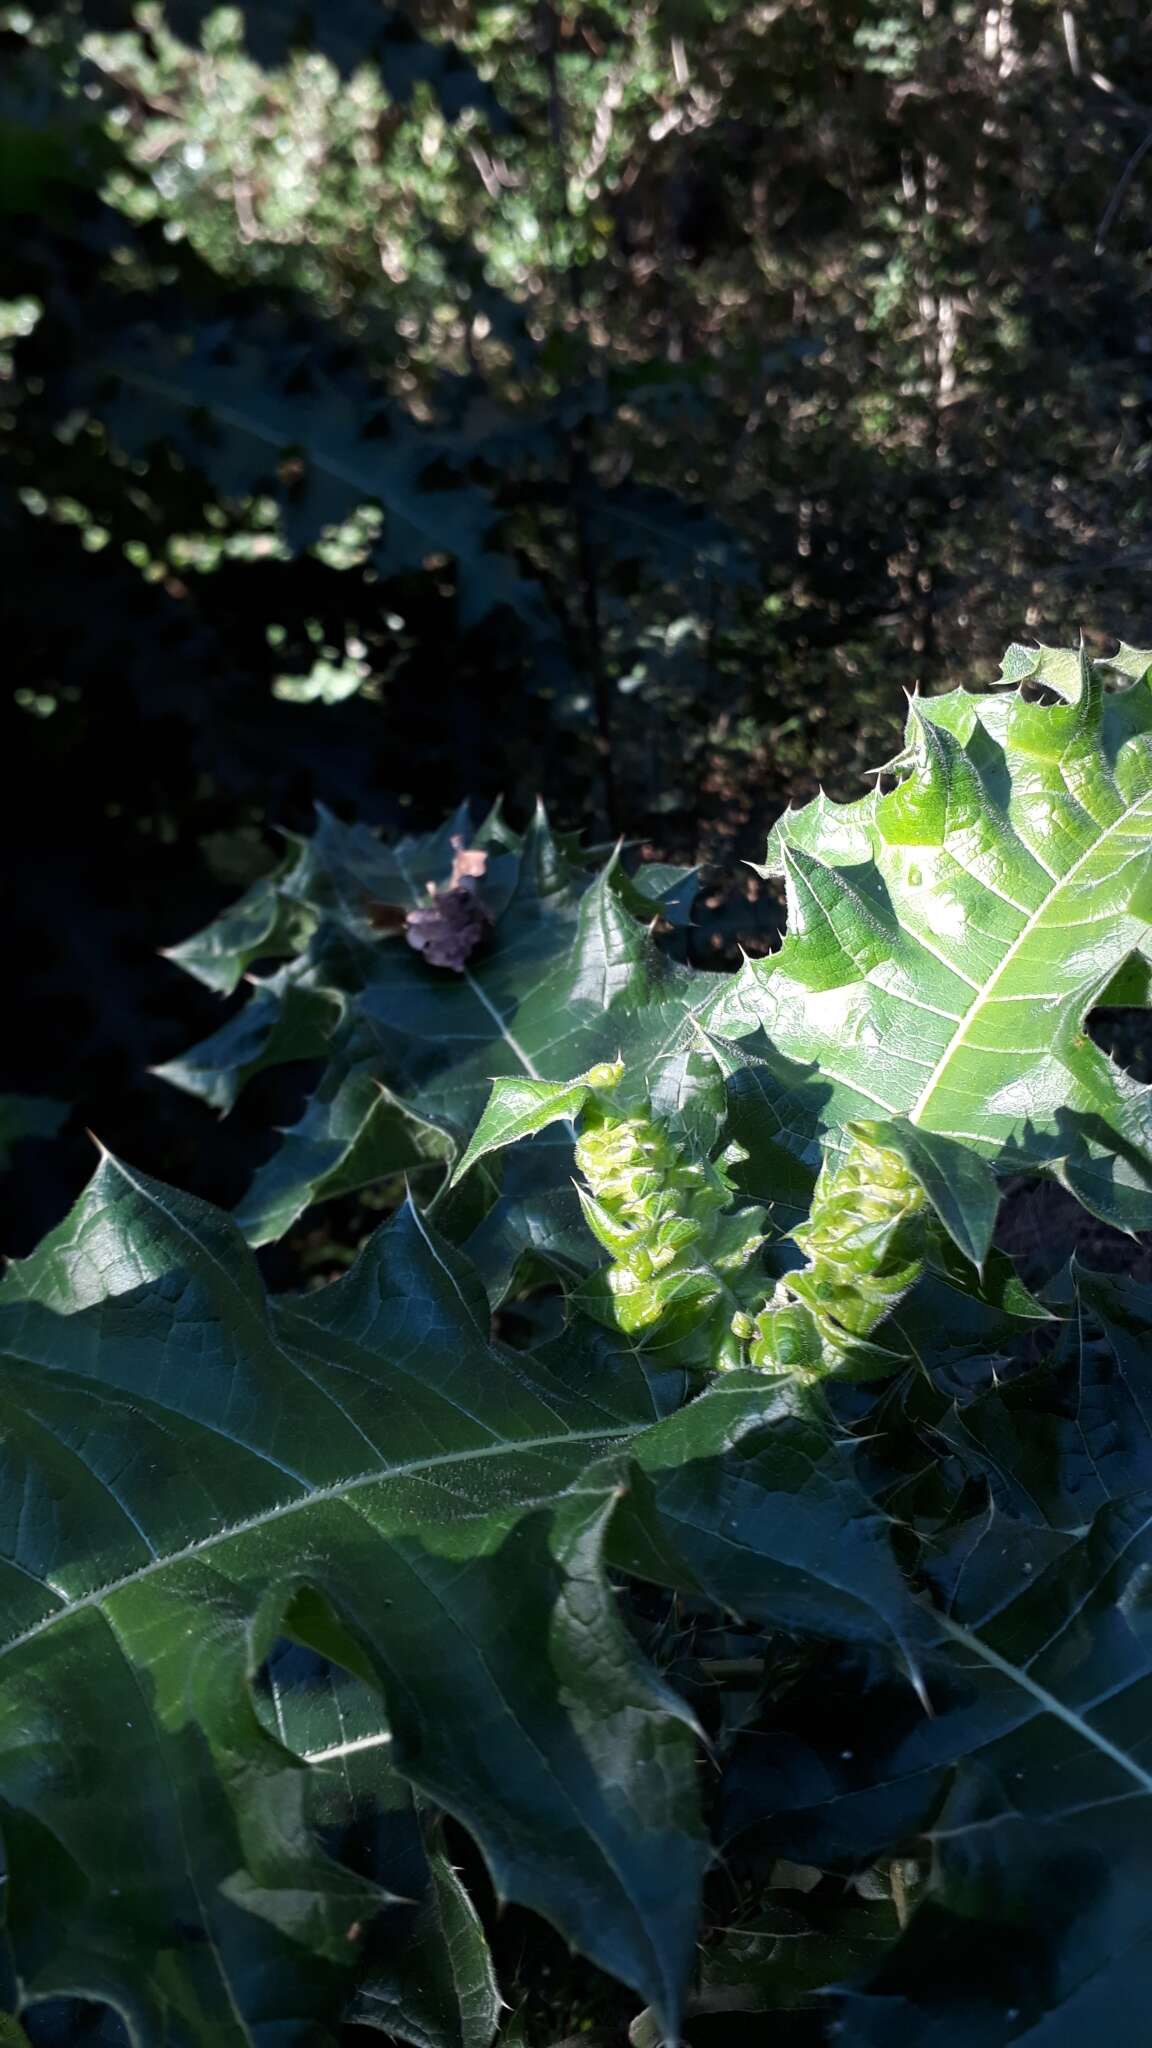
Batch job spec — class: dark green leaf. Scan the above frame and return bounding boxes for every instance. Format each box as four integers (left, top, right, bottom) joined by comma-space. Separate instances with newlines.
0, 1159, 704, 2039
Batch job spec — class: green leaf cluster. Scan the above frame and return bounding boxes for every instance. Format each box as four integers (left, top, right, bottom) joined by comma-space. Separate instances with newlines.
5, 646, 1152, 2045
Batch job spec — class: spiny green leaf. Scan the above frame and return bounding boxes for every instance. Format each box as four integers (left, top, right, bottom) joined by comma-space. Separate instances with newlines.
161, 853, 311, 996
348, 1843, 500, 2048
0, 1159, 704, 2040
254, 1651, 499, 2048
724, 1266, 1152, 2039
836, 1484, 1152, 2039
449, 1061, 623, 1187
994, 639, 1085, 702
713, 649, 1152, 1227
167, 808, 718, 1279
152, 970, 340, 1114
606, 1374, 918, 1651
934, 1263, 1152, 1530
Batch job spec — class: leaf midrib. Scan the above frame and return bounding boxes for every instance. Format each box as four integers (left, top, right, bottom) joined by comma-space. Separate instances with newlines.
0, 1423, 635, 1664
394, 844, 545, 1081
908, 787, 1151, 1127
935, 1606, 1152, 1798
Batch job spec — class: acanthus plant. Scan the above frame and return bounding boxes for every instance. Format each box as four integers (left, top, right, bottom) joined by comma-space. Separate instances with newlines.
455, 1066, 985, 1382
2, 640, 1152, 2045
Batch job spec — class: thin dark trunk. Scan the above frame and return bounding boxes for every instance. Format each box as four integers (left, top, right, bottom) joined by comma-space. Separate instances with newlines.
571, 458, 619, 830
538, 0, 619, 832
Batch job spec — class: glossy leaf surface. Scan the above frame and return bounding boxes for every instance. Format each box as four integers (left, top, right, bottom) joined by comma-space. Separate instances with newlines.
165, 807, 715, 1277
0, 1158, 704, 2041
712, 650, 1152, 1224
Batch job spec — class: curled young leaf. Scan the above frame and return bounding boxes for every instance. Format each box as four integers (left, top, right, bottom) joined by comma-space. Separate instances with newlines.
573, 1097, 767, 1368
747, 1122, 929, 1381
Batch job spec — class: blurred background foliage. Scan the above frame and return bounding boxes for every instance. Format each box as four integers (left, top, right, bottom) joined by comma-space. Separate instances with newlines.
5, 0, 1152, 1243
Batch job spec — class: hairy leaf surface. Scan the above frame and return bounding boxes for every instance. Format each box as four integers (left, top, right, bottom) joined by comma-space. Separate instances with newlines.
0, 1159, 704, 2041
